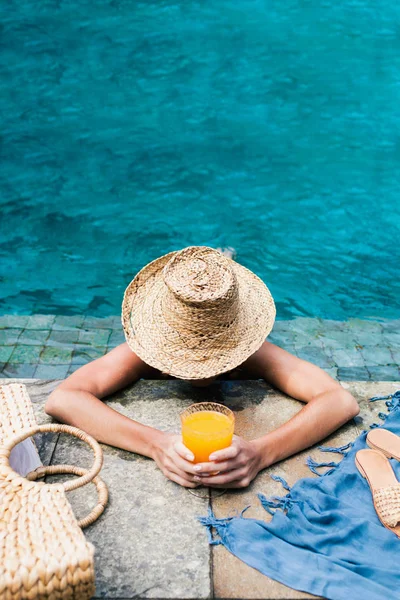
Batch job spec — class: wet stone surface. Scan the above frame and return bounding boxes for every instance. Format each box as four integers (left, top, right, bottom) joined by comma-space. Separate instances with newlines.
1, 378, 399, 599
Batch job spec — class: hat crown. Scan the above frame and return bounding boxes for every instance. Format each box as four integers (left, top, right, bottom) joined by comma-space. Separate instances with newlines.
163, 246, 238, 308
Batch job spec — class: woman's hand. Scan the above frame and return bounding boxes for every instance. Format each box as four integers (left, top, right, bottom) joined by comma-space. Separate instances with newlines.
152, 433, 200, 488
192, 435, 264, 488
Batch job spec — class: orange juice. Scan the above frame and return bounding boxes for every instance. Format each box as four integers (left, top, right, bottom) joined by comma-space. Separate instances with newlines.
181, 410, 234, 463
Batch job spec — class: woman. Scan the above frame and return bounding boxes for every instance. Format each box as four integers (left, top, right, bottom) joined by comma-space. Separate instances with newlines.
45, 246, 359, 489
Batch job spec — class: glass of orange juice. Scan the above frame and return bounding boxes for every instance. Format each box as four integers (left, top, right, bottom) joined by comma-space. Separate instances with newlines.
181, 402, 235, 464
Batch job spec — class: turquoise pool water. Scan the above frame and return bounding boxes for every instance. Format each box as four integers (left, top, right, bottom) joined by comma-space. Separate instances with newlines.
1, 1, 399, 319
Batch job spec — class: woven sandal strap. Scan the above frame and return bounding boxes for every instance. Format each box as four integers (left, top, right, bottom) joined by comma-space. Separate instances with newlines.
0, 423, 103, 491
26, 464, 109, 528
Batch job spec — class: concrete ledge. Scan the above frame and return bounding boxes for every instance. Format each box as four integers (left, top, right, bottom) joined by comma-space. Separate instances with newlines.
2, 378, 399, 599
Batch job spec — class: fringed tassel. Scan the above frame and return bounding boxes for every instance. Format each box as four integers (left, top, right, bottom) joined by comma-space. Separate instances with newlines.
198, 505, 251, 546
317, 442, 353, 455
258, 493, 284, 515
197, 507, 231, 546
259, 474, 295, 515
368, 390, 400, 428
306, 456, 339, 477
370, 390, 400, 412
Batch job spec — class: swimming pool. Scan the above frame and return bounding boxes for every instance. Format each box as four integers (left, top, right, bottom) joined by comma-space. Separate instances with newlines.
1, 1, 399, 319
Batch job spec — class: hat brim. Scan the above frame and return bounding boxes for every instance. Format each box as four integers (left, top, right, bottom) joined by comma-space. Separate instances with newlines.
121, 251, 276, 380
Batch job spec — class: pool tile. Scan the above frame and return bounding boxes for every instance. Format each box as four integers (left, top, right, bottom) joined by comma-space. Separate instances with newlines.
108, 329, 125, 347
383, 319, 400, 331
390, 348, 400, 365
359, 345, 394, 367
323, 367, 338, 380
66, 364, 83, 375
330, 347, 365, 368
18, 329, 49, 345
34, 364, 70, 379
71, 345, 106, 364
295, 346, 334, 368
337, 367, 370, 381
348, 318, 383, 334
47, 329, 80, 346
40, 346, 72, 365
0, 315, 29, 329
78, 328, 111, 347
52, 315, 85, 330
83, 316, 115, 329
0, 329, 23, 345
0, 346, 15, 363
9, 346, 42, 364
25, 315, 55, 330
2, 364, 37, 378
366, 366, 400, 381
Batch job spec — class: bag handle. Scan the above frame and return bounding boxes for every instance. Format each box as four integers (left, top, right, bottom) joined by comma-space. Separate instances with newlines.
27, 464, 109, 529
0, 423, 103, 492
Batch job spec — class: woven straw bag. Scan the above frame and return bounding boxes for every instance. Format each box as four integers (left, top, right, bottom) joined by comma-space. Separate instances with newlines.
0, 384, 108, 599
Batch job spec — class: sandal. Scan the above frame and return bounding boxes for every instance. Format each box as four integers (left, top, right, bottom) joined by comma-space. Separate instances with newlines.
366, 428, 400, 461
355, 448, 400, 537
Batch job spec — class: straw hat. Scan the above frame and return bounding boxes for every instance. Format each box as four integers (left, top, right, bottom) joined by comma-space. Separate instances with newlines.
122, 246, 276, 380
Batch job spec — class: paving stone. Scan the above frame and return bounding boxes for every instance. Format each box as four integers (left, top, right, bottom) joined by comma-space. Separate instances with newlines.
0, 315, 29, 329
46, 329, 80, 346
39, 346, 72, 365
25, 315, 55, 329
71, 345, 108, 364
0, 346, 15, 363
34, 365, 70, 379
337, 367, 370, 381
18, 329, 49, 345
9, 345, 42, 364
52, 315, 85, 330
78, 328, 111, 347
0, 328, 23, 345
51, 380, 212, 599
359, 345, 394, 366
1, 364, 38, 378
2, 378, 395, 599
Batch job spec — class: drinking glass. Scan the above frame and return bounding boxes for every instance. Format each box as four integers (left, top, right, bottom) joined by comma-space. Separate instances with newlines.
181, 402, 235, 462
181, 402, 235, 498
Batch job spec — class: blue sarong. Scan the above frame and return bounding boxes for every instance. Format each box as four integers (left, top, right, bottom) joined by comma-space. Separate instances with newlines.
200, 391, 400, 600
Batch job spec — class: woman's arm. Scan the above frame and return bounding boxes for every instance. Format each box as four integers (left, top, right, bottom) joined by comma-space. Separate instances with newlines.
45, 344, 163, 455
195, 341, 360, 488
45, 343, 200, 488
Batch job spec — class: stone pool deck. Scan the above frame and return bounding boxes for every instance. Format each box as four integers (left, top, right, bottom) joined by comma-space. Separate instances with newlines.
0, 315, 399, 381
3, 377, 399, 599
